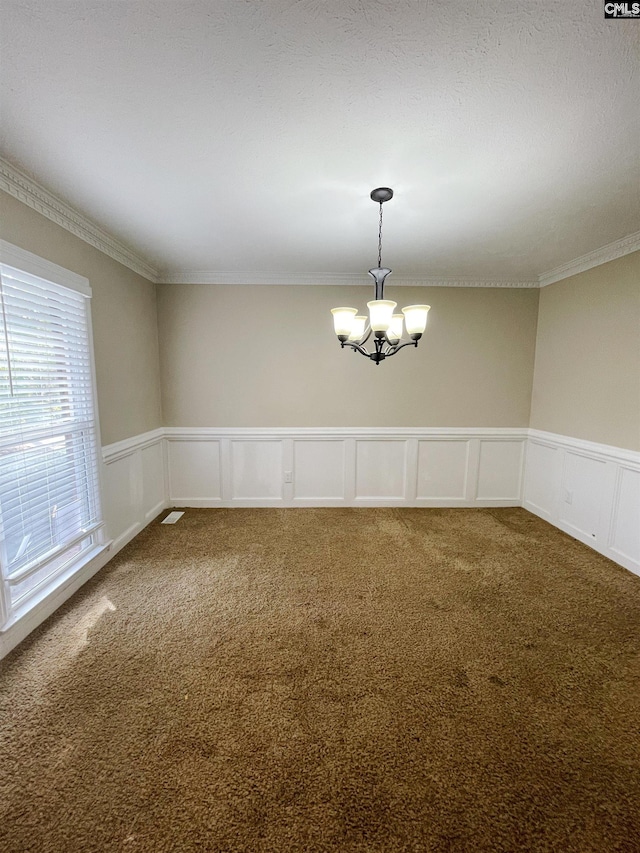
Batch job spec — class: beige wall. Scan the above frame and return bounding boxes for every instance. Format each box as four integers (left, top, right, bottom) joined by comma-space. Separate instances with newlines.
157, 283, 539, 427
0, 190, 163, 445
530, 252, 640, 451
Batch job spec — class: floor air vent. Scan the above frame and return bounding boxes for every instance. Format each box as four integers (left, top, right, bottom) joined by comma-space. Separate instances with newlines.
161, 511, 185, 524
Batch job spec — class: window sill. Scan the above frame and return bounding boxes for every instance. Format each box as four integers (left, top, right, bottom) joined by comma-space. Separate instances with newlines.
1, 541, 112, 635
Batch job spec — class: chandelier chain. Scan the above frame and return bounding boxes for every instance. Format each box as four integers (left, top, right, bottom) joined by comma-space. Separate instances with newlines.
377, 202, 383, 269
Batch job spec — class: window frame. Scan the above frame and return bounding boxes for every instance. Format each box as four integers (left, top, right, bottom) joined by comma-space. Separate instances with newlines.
0, 239, 107, 630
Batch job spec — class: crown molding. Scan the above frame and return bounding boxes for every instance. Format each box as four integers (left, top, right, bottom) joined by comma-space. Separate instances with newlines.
0, 157, 160, 282
538, 231, 640, 287
2, 155, 636, 289
159, 271, 372, 285
158, 269, 539, 287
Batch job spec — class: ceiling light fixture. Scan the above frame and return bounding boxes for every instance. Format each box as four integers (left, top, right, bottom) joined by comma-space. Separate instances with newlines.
331, 188, 430, 365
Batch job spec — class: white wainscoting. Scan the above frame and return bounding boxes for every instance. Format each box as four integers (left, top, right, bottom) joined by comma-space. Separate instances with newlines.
164, 428, 527, 508
524, 430, 640, 577
102, 428, 168, 551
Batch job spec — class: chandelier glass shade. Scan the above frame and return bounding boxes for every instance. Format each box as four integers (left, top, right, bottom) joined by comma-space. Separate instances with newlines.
331, 188, 430, 365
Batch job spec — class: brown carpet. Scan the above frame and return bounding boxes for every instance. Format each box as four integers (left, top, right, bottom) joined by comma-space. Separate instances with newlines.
1, 508, 639, 853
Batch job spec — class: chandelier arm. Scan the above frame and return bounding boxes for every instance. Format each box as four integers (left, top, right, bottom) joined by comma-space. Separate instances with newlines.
341, 341, 371, 358
385, 341, 419, 358
359, 326, 372, 346
385, 337, 405, 353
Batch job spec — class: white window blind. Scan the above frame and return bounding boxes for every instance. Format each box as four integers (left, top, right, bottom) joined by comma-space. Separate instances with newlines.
0, 259, 104, 616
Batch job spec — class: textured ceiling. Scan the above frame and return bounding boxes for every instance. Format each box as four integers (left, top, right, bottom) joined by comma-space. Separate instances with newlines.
0, 0, 638, 281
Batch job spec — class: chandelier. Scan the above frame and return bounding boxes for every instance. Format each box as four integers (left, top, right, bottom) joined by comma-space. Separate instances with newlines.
331, 188, 430, 365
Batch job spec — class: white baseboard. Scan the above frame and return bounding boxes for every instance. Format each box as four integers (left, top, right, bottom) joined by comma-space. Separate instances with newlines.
110, 522, 143, 553
524, 430, 640, 576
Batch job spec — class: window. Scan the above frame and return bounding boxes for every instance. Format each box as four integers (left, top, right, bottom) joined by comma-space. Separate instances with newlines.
0, 242, 105, 627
